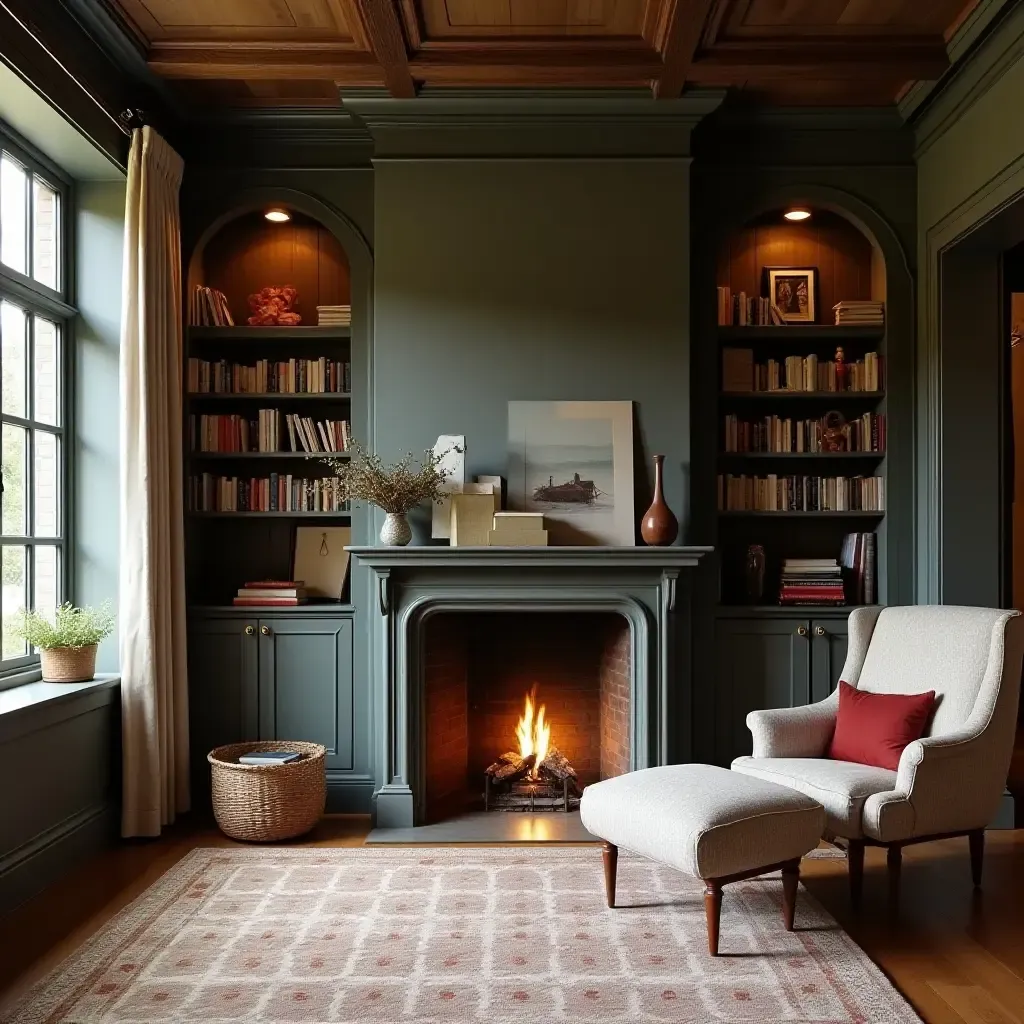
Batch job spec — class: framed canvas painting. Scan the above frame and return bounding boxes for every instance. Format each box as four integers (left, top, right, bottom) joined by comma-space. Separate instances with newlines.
507, 401, 634, 546
765, 267, 818, 323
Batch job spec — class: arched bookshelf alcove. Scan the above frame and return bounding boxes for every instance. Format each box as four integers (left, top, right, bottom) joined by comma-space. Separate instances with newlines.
714, 205, 889, 609
184, 205, 355, 605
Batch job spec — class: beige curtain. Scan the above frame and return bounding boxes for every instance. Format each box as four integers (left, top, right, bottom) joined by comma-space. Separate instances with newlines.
119, 126, 190, 837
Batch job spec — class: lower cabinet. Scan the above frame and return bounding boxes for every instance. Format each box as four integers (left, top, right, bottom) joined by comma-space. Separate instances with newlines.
188, 612, 355, 803
714, 614, 849, 765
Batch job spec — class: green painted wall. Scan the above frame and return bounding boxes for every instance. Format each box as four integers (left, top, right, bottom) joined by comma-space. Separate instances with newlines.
372, 158, 692, 544
75, 179, 125, 672
915, 3, 1024, 605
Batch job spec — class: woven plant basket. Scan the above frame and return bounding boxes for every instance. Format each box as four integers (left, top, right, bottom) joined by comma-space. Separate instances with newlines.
40, 644, 98, 683
208, 740, 326, 842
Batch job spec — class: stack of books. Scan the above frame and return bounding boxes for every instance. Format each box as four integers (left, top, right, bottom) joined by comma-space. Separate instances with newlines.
487, 511, 547, 546
841, 532, 877, 604
233, 580, 308, 607
238, 750, 304, 765
316, 305, 351, 327
779, 559, 845, 606
834, 300, 884, 326
190, 286, 234, 326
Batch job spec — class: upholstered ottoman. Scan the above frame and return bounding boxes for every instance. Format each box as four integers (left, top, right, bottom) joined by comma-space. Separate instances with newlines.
580, 764, 826, 955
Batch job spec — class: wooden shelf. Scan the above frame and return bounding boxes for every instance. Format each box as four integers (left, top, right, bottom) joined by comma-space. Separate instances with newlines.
187, 392, 351, 401
720, 391, 884, 401
189, 451, 348, 460
187, 511, 351, 519
187, 326, 350, 341
716, 604, 861, 617
718, 510, 885, 518
718, 326, 884, 343
718, 451, 885, 459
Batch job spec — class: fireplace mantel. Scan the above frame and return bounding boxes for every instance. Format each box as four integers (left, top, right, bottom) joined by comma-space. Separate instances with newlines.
348, 545, 712, 828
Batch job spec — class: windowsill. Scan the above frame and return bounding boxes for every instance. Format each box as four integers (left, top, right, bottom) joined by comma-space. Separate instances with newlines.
0, 673, 120, 720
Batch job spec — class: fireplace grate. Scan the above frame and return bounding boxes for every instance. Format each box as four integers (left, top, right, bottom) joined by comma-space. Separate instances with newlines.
483, 748, 581, 812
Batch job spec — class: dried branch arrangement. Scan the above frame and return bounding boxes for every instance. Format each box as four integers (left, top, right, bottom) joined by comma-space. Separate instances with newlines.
319, 441, 461, 515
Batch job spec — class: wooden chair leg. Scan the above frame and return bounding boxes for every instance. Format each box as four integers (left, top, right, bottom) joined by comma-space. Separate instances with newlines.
703, 881, 723, 956
848, 839, 865, 909
969, 829, 984, 888
602, 842, 618, 908
887, 844, 902, 905
781, 859, 799, 931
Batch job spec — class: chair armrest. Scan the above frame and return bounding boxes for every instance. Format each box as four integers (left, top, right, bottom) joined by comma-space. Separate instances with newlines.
747, 696, 838, 759
893, 729, 1008, 836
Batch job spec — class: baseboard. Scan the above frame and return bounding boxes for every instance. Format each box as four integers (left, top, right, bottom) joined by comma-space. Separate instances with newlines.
0, 801, 117, 915
326, 777, 375, 813
989, 788, 1015, 829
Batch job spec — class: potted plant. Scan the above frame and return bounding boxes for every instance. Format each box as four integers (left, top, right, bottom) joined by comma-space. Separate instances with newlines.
320, 441, 460, 546
9, 602, 116, 682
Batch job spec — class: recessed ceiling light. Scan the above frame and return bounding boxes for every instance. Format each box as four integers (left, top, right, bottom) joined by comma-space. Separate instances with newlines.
264, 208, 290, 223
784, 208, 812, 222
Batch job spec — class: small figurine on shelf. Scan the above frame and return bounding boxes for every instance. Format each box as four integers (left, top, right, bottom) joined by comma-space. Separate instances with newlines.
834, 345, 848, 392
745, 544, 766, 603
247, 285, 302, 326
821, 410, 847, 452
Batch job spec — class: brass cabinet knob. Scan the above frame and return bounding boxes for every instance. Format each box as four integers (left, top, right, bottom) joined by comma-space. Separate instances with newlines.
796, 625, 808, 637
244, 625, 255, 636
815, 625, 827, 637
260, 625, 271, 636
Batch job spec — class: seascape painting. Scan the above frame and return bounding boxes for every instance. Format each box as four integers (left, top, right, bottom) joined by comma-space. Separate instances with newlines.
507, 401, 634, 545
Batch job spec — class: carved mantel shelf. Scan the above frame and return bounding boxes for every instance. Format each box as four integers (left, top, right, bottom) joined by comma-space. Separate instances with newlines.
348, 545, 712, 829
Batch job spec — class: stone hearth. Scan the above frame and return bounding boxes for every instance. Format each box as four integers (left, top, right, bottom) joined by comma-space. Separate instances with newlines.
348, 546, 711, 830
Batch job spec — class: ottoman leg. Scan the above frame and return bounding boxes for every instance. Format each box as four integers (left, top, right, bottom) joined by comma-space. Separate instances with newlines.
703, 882, 723, 956
602, 843, 618, 908
781, 859, 799, 931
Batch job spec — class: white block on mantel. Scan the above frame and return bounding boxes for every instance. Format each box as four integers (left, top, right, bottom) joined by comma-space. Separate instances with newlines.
431, 434, 465, 539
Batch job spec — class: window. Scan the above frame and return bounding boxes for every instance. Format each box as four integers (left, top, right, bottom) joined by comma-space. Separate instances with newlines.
0, 126, 71, 682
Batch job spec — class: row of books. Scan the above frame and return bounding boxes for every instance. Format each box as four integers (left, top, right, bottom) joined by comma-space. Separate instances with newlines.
189, 413, 351, 453
779, 558, 845, 606
717, 474, 886, 512
722, 413, 886, 453
834, 300, 884, 326
722, 349, 883, 393
187, 358, 351, 395
189, 286, 235, 327
317, 304, 351, 326
188, 474, 349, 513
841, 533, 878, 605
233, 579, 308, 608
717, 288, 786, 327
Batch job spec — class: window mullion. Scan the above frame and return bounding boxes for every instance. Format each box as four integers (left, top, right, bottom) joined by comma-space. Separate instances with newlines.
26, 312, 35, 614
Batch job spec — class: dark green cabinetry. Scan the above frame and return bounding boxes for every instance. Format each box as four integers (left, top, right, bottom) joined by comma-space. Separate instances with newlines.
713, 611, 849, 764
188, 608, 371, 811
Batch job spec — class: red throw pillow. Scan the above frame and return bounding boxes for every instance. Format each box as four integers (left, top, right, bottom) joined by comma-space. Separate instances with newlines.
828, 681, 936, 771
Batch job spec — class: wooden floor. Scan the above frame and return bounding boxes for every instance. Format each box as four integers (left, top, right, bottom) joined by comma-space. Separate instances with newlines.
1, 816, 1024, 1022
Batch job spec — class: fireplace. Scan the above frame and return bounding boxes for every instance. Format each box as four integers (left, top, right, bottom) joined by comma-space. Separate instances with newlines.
423, 612, 630, 822
348, 545, 711, 831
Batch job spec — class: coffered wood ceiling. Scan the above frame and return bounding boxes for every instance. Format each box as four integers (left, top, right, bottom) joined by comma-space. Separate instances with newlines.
106, 0, 979, 108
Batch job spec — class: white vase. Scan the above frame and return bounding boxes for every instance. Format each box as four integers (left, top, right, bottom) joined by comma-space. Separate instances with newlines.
380, 513, 412, 546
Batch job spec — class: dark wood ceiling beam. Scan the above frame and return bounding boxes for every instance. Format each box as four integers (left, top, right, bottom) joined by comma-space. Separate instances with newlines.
687, 38, 950, 82
344, 0, 415, 98
147, 46, 383, 83
652, 0, 718, 99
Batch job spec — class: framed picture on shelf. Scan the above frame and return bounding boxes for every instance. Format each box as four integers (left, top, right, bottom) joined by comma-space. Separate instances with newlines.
763, 267, 818, 323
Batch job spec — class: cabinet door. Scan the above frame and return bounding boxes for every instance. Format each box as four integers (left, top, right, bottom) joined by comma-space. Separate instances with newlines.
187, 617, 259, 789
810, 620, 849, 703
258, 616, 354, 772
714, 617, 811, 765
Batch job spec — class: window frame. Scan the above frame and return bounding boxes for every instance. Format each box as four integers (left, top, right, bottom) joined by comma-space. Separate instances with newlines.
0, 120, 76, 690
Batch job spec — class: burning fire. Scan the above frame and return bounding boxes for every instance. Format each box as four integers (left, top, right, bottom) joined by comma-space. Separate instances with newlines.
515, 687, 551, 778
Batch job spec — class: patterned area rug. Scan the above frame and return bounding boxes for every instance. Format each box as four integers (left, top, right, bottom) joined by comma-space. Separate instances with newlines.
1, 847, 919, 1023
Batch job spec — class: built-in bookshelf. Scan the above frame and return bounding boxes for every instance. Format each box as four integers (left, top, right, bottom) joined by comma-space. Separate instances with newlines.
713, 209, 888, 608
184, 208, 355, 603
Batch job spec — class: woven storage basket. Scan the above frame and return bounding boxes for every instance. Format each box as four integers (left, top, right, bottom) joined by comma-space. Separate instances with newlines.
208, 740, 326, 842
40, 644, 97, 683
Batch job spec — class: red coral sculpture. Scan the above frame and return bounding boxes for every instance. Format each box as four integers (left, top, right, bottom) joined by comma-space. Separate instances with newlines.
247, 285, 301, 326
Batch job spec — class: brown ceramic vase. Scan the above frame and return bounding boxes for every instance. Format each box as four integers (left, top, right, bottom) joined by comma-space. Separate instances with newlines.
640, 454, 679, 546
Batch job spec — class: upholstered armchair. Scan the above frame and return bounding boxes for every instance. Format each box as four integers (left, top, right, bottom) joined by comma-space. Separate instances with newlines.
732, 606, 1024, 904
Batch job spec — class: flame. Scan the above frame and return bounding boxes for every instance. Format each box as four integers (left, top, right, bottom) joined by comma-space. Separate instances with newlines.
515, 687, 551, 778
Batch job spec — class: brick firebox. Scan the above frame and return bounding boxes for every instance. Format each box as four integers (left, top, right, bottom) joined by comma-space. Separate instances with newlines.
424, 612, 631, 822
